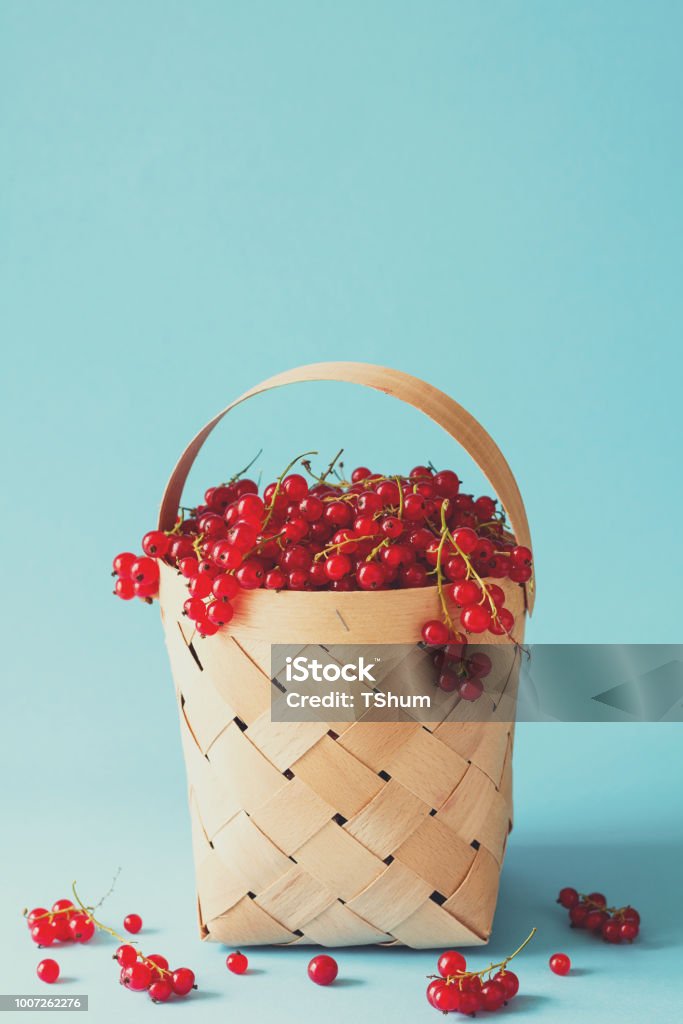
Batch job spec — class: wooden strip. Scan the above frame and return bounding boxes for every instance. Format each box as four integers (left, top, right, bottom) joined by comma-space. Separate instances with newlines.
390, 900, 486, 949
383, 728, 469, 808
181, 685, 235, 755
302, 900, 393, 946
292, 737, 383, 819
293, 822, 385, 901
432, 722, 512, 786
347, 861, 433, 933
250, 779, 336, 857
345, 780, 431, 859
338, 721, 421, 772
211, 812, 292, 896
198, 633, 272, 725
205, 722, 287, 815
395, 817, 476, 895
206, 896, 295, 945
195, 850, 248, 921
443, 846, 501, 939
255, 866, 336, 931
437, 763, 510, 862
246, 715, 329, 772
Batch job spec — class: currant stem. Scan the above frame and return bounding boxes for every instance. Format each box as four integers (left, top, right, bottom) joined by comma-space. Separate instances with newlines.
427, 927, 537, 986
225, 449, 263, 486
365, 537, 390, 562
395, 476, 404, 519
71, 881, 171, 979
319, 448, 345, 484
435, 501, 456, 634
263, 451, 318, 528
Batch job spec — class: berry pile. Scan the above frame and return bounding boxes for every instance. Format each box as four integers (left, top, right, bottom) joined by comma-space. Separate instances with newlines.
115, 945, 196, 1003
426, 929, 535, 1014
431, 645, 493, 702
25, 883, 196, 1004
25, 900, 95, 947
557, 888, 641, 943
113, 453, 532, 644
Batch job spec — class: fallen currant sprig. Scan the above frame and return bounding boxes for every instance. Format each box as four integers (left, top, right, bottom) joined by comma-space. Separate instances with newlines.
426, 928, 536, 1014
557, 888, 640, 943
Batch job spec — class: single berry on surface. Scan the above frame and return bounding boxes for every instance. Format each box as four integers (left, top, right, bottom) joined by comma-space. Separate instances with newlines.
37, 959, 60, 984
226, 951, 248, 975
123, 913, 142, 934
307, 955, 338, 986
549, 953, 571, 975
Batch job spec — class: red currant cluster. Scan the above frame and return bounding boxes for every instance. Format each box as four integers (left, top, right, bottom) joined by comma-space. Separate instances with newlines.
115, 945, 196, 1003
426, 930, 534, 1015
557, 888, 641, 943
25, 884, 196, 1004
431, 645, 493, 702
112, 453, 532, 642
25, 900, 95, 948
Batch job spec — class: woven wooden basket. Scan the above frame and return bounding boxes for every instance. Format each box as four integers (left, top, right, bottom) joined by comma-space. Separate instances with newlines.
156, 363, 534, 949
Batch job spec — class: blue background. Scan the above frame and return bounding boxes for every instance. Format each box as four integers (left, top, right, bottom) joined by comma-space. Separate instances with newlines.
1, 2, 681, 1021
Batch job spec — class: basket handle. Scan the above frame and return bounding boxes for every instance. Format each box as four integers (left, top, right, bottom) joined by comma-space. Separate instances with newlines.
158, 362, 535, 610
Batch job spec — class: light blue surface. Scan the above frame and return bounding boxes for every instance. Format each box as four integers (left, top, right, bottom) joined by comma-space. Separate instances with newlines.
1, 2, 681, 1021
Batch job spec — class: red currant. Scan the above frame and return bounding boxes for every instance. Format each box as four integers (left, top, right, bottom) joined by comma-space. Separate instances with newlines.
31, 921, 55, 946
212, 541, 243, 570
422, 620, 449, 646
226, 951, 248, 974
146, 954, 169, 978
124, 962, 152, 990
325, 554, 352, 580
123, 913, 142, 934
115, 944, 138, 966
451, 580, 481, 606
283, 474, 308, 501
437, 950, 467, 977
433, 984, 460, 1012
236, 560, 265, 589
602, 919, 622, 944
206, 600, 234, 626
148, 979, 173, 1002
356, 563, 385, 590
458, 990, 483, 1014
557, 888, 580, 909
492, 969, 519, 998
307, 955, 338, 986
26, 908, 48, 927
130, 557, 160, 585
68, 914, 95, 942
142, 531, 170, 558
427, 979, 447, 1008
569, 903, 589, 928
458, 676, 484, 701
549, 953, 571, 975
451, 527, 478, 554
171, 967, 196, 995
37, 959, 60, 984
265, 569, 287, 589
481, 980, 506, 1011
460, 603, 492, 633
112, 552, 136, 577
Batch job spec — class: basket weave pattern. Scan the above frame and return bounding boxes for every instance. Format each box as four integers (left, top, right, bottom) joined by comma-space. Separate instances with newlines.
160, 567, 523, 948
156, 363, 533, 949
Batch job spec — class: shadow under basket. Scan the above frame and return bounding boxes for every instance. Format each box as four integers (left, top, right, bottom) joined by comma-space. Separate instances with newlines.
156, 362, 534, 949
